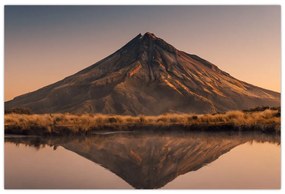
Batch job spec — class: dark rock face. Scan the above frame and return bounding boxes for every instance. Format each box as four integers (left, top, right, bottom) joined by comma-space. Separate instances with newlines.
5, 32, 280, 115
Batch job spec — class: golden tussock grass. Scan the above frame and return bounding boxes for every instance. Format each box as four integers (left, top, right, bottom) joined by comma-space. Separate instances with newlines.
4, 108, 280, 135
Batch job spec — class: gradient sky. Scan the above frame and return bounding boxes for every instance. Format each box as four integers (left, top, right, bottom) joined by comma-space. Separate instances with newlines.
5, 6, 281, 101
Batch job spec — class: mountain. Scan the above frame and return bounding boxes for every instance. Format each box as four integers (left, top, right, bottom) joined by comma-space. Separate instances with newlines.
5, 32, 280, 115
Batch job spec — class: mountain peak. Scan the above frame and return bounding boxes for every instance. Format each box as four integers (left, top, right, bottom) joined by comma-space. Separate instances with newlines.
135, 32, 177, 54
143, 32, 157, 39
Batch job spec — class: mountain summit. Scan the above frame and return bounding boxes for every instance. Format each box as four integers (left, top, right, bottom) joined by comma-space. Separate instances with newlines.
6, 32, 280, 115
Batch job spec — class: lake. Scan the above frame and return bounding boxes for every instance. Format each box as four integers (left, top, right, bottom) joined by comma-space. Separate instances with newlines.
4, 131, 280, 189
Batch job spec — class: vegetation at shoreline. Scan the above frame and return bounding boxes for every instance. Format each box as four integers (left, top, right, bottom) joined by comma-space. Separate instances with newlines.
4, 107, 280, 136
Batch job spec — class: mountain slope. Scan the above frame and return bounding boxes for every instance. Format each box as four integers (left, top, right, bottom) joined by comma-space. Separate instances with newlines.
5, 32, 280, 115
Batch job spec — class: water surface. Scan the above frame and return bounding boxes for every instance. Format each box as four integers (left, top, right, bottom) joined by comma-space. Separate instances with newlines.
5, 131, 280, 189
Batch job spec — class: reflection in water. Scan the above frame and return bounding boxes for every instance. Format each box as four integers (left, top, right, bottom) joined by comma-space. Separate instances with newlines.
5, 131, 280, 189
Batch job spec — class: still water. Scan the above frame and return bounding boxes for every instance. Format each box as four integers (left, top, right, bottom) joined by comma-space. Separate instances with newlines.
5, 131, 280, 189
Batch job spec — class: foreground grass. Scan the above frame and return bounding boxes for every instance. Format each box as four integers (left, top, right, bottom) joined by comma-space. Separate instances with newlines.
4, 108, 280, 136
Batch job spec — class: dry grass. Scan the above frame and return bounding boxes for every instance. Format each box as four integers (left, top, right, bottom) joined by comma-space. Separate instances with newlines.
4, 108, 280, 135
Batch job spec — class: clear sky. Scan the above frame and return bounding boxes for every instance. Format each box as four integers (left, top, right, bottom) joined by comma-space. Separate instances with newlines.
5, 5, 280, 101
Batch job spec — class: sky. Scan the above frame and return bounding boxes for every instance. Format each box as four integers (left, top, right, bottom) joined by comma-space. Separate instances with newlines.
4, 5, 281, 101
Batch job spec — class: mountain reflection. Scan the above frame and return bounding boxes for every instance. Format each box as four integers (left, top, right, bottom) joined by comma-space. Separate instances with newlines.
5, 131, 280, 189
